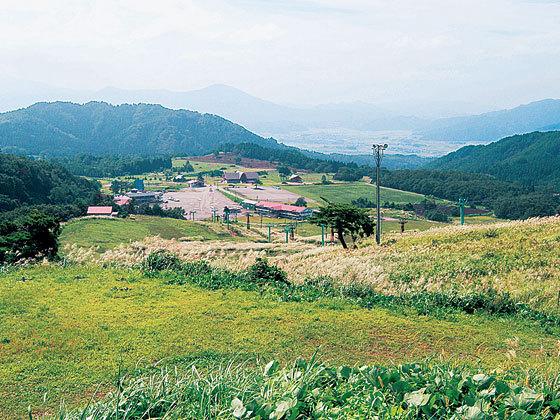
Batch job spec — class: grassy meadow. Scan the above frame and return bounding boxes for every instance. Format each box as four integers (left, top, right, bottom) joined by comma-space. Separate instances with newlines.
60, 216, 244, 252
1, 185, 557, 417
2, 263, 560, 417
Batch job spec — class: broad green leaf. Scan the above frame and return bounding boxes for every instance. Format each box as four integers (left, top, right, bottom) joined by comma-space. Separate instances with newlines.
231, 398, 246, 418
405, 388, 431, 407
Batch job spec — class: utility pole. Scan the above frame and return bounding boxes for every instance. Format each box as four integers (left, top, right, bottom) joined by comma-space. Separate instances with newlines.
458, 198, 467, 226
373, 144, 388, 245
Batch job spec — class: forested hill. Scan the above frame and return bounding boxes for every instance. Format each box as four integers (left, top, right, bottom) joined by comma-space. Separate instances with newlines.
0, 154, 99, 212
0, 101, 279, 157
429, 131, 560, 188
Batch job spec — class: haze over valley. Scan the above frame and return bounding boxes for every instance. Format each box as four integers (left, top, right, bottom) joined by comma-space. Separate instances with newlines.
3, 81, 560, 157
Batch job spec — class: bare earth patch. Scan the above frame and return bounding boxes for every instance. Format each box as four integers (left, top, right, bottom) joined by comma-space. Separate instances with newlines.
228, 186, 312, 204
163, 187, 239, 220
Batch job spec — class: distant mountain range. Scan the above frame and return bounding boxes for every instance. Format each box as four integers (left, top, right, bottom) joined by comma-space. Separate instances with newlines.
0, 101, 429, 169
2, 81, 560, 155
419, 99, 560, 143
429, 131, 560, 187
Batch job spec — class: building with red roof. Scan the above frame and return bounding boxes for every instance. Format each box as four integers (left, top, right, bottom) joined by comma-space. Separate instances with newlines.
255, 201, 313, 220
113, 195, 132, 206
86, 206, 115, 217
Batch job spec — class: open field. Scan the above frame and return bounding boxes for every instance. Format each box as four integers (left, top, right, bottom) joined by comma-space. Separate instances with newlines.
163, 187, 240, 220
2, 264, 560, 417
175, 159, 274, 173
59, 216, 242, 252
282, 182, 428, 207
80, 217, 560, 315
227, 185, 310, 203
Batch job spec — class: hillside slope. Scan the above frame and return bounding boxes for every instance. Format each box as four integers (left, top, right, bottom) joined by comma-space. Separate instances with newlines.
428, 131, 560, 187
0, 154, 99, 211
0, 101, 279, 157
4, 217, 560, 416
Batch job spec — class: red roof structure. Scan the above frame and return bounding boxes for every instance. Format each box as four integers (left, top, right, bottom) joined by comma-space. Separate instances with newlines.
113, 195, 132, 206
87, 206, 114, 216
256, 201, 308, 213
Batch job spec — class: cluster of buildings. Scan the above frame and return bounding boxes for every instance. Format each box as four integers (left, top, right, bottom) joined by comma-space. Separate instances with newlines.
87, 187, 163, 217
222, 171, 260, 184
173, 174, 205, 188
222, 171, 304, 185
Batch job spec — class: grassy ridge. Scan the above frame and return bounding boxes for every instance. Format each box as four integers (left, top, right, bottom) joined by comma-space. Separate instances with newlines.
1, 264, 559, 417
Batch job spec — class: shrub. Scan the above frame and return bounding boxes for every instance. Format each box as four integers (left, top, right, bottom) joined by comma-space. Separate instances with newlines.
143, 250, 182, 272
247, 258, 289, 285
424, 209, 450, 223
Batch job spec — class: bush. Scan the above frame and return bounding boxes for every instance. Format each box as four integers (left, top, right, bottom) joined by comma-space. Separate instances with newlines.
247, 258, 289, 285
424, 210, 450, 223
143, 250, 182, 272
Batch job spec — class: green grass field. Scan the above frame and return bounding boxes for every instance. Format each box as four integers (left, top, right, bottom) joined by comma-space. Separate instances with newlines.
2, 264, 559, 417
60, 216, 238, 252
282, 182, 427, 207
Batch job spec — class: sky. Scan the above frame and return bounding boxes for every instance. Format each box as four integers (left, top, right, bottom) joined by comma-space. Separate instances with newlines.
2, 0, 560, 113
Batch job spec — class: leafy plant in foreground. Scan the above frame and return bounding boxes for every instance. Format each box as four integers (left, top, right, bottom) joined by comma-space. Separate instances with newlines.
57, 357, 560, 419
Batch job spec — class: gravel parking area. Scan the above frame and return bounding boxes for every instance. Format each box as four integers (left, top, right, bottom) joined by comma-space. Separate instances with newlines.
163, 187, 240, 220
227, 186, 308, 203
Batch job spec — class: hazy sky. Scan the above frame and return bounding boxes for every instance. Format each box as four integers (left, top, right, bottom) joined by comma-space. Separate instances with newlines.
2, 0, 560, 111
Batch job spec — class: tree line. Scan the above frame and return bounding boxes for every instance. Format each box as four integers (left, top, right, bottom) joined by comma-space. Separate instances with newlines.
0, 154, 103, 264
382, 169, 560, 219
221, 143, 371, 180
52, 155, 173, 178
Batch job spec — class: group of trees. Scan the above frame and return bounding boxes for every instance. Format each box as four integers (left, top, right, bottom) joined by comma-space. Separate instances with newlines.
0, 101, 279, 157
0, 209, 61, 264
381, 169, 560, 220
429, 131, 560, 188
127, 203, 185, 220
53, 155, 172, 178
0, 154, 100, 212
0, 154, 104, 263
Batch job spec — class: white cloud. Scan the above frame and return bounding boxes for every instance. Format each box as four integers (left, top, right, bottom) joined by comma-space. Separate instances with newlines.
1, 0, 560, 109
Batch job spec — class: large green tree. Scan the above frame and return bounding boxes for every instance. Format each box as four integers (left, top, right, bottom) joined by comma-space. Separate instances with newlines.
0, 209, 61, 263
310, 203, 374, 249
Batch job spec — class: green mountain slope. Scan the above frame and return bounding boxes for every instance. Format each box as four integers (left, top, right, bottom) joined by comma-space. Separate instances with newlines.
0, 101, 279, 157
0, 154, 99, 212
429, 131, 560, 187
